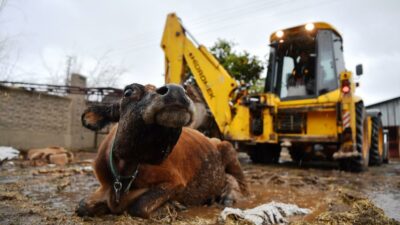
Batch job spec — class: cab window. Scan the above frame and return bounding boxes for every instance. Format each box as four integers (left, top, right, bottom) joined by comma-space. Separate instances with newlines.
275, 44, 316, 99
317, 30, 338, 95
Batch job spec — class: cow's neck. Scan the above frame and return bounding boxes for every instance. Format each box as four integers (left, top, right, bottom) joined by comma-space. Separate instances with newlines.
113, 121, 182, 166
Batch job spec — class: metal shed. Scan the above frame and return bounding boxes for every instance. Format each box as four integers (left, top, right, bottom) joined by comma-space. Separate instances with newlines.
367, 97, 400, 158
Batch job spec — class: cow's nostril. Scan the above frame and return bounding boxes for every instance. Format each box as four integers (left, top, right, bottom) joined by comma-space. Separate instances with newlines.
156, 86, 169, 95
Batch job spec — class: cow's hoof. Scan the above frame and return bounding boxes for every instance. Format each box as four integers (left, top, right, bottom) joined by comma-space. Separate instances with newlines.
171, 201, 187, 211
76, 199, 93, 217
128, 204, 150, 218
220, 196, 234, 207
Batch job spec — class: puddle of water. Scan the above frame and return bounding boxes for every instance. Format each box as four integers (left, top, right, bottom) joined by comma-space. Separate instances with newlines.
368, 191, 400, 221
0, 176, 19, 184
20, 173, 98, 212
180, 181, 330, 222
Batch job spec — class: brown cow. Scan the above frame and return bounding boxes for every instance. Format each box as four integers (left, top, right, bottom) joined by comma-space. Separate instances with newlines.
76, 83, 248, 218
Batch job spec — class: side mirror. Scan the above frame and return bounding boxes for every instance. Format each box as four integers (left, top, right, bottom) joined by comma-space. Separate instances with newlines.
269, 41, 279, 48
356, 64, 363, 76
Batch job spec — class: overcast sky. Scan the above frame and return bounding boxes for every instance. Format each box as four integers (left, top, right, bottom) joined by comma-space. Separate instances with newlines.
1, 0, 399, 105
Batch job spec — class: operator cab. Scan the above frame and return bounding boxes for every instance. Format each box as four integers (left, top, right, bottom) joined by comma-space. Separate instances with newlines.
265, 22, 345, 100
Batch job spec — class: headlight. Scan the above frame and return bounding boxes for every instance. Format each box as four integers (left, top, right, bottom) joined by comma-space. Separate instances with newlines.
305, 23, 315, 31
276, 30, 284, 38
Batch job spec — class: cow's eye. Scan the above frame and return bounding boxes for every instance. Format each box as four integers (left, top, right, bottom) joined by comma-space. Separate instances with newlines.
124, 89, 133, 97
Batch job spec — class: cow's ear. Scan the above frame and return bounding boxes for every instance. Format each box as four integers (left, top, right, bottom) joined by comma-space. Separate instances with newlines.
81, 103, 120, 131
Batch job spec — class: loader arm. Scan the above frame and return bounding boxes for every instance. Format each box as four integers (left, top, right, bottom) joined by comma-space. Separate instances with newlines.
161, 13, 238, 132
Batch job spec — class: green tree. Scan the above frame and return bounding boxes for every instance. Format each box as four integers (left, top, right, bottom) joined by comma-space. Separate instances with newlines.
209, 39, 264, 84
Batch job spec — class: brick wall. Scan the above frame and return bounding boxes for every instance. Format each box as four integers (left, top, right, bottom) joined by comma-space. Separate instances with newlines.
0, 74, 99, 150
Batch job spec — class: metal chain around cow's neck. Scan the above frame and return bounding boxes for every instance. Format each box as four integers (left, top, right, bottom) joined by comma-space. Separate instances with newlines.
109, 138, 139, 203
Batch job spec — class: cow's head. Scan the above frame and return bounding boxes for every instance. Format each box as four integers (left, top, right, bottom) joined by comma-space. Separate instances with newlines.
81, 83, 195, 163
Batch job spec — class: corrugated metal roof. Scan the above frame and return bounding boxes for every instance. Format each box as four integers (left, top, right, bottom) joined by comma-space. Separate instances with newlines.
367, 96, 400, 108
367, 97, 400, 127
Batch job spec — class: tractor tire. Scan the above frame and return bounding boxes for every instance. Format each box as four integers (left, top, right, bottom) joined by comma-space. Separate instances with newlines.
248, 144, 281, 164
369, 116, 383, 166
339, 102, 369, 172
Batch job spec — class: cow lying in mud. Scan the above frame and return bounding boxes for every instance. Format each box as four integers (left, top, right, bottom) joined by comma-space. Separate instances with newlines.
76, 83, 248, 218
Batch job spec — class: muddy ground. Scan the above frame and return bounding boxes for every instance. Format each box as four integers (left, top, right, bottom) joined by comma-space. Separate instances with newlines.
0, 151, 399, 225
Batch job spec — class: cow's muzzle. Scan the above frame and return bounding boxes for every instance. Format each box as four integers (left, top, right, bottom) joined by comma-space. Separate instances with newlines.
143, 84, 195, 128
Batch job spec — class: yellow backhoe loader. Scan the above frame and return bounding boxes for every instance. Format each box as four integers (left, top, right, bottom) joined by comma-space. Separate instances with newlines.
161, 13, 387, 171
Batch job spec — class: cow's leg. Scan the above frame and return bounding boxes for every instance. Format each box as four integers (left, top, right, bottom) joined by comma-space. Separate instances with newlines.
217, 141, 249, 199
220, 174, 243, 206
127, 183, 184, 218
107, 188, 149, 214
76, 187, 110, 217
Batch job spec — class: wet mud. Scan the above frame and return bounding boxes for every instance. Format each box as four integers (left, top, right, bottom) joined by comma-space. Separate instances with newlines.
0, 152, 399, 225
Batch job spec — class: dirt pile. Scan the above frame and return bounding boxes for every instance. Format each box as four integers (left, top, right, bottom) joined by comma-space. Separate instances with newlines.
291, 189, 400, 225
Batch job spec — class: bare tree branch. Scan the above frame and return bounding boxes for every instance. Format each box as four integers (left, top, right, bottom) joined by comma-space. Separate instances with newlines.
41, 54, 67, 85
0, 0, 7, 13
86, 51, 126, 87
43, 51, 126, 87
0, 36, 19, 81
0, 0, 17, 81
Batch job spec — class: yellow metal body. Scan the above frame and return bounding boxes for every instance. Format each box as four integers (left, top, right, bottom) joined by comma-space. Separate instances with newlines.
270, 22, 342, 42
162, 14, 237, 132
224, 93, 278, 143
161, 13, 369, 153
